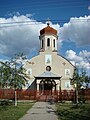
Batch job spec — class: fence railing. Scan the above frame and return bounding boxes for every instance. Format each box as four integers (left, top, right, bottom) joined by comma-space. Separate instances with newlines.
0, 89, 90, 102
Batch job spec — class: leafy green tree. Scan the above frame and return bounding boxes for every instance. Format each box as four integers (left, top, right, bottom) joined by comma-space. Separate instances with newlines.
71, 68, 90, 89
70, 68, 90, 103
0, 61, 11, 88
79, 68, 90, 89
70, 68, 79, 86
0, 53, 27, 106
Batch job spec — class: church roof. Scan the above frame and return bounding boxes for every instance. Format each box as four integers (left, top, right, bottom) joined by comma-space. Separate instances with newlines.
40, 24, 57, 36
35, 71, 61, 79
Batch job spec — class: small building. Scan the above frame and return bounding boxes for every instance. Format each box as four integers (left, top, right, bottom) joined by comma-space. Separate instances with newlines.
23, 23, 75, 93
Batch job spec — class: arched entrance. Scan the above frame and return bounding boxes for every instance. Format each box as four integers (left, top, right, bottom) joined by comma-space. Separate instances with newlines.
35, 71, 61, 101
40, 79, 56, 95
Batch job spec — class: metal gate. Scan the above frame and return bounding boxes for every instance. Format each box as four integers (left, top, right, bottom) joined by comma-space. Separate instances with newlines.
36, 90, 58, 102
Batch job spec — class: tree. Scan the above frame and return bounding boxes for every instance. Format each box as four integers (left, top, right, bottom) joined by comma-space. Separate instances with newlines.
71, 68, 90, 89
79, 68, 90, 89
70, 67, 90, 104
0, 53, 27, 106
70, 68, 79, 104
9, 53, 27, 106
70, 68, 79, 86
0, 61, 11, 88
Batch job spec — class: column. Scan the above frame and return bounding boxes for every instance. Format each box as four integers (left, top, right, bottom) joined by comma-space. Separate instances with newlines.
37, 84, 39, 91
57, 84, 60, 91
37, 83, 39, 97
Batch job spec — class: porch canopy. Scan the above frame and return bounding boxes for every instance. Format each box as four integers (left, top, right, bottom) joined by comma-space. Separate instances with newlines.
35, 71, 62, 91
35, 71, 61, 79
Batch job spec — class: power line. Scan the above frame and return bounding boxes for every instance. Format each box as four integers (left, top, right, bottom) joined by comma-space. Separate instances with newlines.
0, 0, 89, 10
0, 19, 90, 24
0, 0, 89, 6
0, 19, 90, 28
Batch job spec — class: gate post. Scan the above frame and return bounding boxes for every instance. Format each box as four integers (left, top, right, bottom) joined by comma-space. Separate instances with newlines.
57, 84, 60, 101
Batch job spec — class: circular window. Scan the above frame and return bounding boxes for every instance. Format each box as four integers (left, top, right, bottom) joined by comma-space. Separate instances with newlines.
46, 66, 51, 71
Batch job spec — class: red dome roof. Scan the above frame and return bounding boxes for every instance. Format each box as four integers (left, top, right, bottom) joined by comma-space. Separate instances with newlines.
40, 24, 57, 35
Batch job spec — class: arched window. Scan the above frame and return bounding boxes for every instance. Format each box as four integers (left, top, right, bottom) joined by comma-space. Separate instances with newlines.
47, 38, 50, 47
53, 39, 55, 47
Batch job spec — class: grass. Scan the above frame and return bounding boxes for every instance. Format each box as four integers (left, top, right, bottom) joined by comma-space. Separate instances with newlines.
56, 103, 90, 120
0, 101, 34, 120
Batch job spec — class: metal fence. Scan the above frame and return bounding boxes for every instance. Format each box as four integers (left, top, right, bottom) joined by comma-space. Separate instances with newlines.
0, 89, 90, 102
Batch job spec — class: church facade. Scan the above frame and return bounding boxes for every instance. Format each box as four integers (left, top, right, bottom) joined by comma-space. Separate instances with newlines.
23, 24, 75, 93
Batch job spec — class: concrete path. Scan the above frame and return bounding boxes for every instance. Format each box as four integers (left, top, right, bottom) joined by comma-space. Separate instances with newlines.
19, 102, 58, 120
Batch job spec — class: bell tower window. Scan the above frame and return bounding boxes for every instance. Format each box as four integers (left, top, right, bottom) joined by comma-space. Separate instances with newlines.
41, 40, 43, 48
47, 38, 50, 47
53, 39, 55, 48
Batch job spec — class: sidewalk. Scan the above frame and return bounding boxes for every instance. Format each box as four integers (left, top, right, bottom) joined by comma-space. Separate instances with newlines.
19, 102, 58, 120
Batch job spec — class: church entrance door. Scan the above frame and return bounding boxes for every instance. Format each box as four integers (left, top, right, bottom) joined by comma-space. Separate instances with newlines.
38, 79, 57, 101
44, 82, 52, 90
40, 79, 56, 94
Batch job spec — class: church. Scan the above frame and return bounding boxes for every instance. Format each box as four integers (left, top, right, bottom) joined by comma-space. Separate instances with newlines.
23, 23, 75, 93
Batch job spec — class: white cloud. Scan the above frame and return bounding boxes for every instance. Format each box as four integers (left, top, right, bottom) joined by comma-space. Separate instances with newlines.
88, 6, 90, 10
0, 13, 60, 57
65, 50, 90, 75
7, 12, 20, 17
0, 14, 40, 57
79, 50, 90, 59
60, 16, 90, 46
65, 50, 83, 62
0, 13, 90, 59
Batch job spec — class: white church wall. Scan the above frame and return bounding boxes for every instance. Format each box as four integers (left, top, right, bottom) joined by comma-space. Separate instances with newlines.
23, 24, 75, 91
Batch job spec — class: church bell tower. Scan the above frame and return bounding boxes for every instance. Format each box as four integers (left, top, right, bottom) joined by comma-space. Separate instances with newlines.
39, 23, 58, 53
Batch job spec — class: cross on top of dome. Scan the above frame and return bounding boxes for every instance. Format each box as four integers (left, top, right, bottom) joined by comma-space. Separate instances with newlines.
46, 18, 50, 26
40, 19, 57, 36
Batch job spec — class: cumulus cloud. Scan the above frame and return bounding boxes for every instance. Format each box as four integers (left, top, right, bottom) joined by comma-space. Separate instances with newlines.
0, 13, 90, 58
0, 15, 42, 57
65, 50, 83, 62
0, 13, 60, 57
65, 50, 90, 75
60, 15, 90, 46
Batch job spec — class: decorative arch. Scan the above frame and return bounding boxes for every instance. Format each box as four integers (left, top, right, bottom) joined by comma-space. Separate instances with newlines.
40, 79, 56, 91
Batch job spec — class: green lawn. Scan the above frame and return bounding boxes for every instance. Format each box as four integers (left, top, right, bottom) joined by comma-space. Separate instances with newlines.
0, 101, 34, 120
56, 103, 90, 120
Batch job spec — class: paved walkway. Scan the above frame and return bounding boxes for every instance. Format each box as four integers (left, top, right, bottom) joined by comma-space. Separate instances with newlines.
19, 102, 58, 120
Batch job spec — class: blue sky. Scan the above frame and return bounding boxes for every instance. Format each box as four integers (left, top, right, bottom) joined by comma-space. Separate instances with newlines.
0, 0, 89, 19
0, 0, 90, 74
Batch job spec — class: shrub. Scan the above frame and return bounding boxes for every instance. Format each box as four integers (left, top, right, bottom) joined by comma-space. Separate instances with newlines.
0, 99, 13, 106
